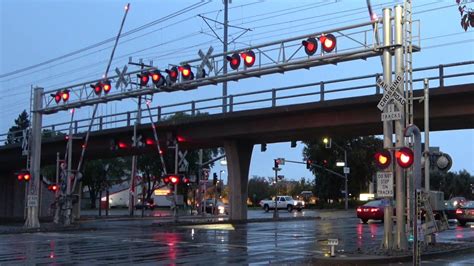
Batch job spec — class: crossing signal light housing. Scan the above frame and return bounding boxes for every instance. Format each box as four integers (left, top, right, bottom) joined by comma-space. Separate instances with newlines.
17, 171, 31, 182
51, 91, 62, 103
396, 147, 414, 168
320, 34, 336, 53
241, 50, 256, 67
166, 67, 178, 83
182, 176, 190, 184
302, 37, 318, 55
179, 65, 194, 81
151, 70, 165, 87
61, 90, 70, 102
103, 80, 111, 94
137, 72, 150, 86
306, 159, 312, 169
169, 175, 180, 185
375, 150, 392, 169
91, 82, 102, 95
48, 184, 59, 192
226, 53, 241, 70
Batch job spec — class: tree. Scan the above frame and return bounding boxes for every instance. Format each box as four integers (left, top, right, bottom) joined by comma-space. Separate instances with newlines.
248, 176, 272, 205
82, 158, 129, 208
303, 136, 382, 203
431, 169, 473, 199
6, 110, 30, 145
457, 0, 474, 31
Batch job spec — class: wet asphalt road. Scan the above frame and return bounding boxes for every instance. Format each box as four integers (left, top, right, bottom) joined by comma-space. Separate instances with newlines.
0, 210, 473, 265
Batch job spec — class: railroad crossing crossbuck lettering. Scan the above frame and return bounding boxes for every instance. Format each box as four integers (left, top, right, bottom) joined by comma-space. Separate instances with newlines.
376, 74, 406, 111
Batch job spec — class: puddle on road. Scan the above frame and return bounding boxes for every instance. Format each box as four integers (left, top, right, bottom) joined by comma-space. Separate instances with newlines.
181, 224, 235, 231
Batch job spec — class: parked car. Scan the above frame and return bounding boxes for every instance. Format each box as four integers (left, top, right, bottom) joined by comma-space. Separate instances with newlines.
259, 196, 305, 212
455, 200, 474, 226
356, 199, 389, 224
200, 199, 229, 215
444, 200, 458, 220
135, 199, 155, 210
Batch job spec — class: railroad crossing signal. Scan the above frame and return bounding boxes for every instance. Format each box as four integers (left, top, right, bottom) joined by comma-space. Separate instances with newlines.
320, 34, 337, 53
17, 170, 31, 182
166, 67, 178, 83
198, 46, 214, 72
375, 150, 392, 169
241, 50, 256, 67
302, 37, 318, 55
227, 53, 241, 70
115, 65, 129, 88
395, 147, 414, 168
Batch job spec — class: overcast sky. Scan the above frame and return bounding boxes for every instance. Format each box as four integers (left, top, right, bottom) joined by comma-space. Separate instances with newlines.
1, 0, 473, 184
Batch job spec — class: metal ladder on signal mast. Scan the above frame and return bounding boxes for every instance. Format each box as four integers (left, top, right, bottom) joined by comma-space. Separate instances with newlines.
404, 0, 414, 126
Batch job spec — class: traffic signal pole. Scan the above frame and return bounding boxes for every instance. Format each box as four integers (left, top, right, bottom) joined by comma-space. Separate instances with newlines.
381, 7, 394, 250
394, 5, 408, 250
222, 0, 229, 113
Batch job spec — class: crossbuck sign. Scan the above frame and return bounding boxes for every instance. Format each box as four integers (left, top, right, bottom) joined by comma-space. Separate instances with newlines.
376, 74, 406, 112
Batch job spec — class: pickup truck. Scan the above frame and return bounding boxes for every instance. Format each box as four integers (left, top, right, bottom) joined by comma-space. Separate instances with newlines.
259, 196, 305, 212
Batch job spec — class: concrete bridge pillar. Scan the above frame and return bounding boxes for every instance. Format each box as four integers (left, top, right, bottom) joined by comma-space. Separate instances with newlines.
224, 140, 253, 221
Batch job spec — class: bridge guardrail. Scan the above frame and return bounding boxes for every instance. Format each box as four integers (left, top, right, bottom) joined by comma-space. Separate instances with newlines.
1, 61, 473, 145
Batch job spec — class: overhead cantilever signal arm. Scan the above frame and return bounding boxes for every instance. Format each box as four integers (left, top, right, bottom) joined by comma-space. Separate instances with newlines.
38, 18, 420, 114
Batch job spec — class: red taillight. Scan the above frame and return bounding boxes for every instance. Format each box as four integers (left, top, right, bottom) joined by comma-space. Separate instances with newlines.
357, 207, 362, 212
370, 208, 378, 212
456, 209, 463, 214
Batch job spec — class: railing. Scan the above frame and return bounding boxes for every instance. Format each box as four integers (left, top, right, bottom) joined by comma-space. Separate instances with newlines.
1, 61, 473, 145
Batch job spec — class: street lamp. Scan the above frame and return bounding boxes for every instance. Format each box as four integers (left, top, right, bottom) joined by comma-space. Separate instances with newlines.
323, 137, 349, 210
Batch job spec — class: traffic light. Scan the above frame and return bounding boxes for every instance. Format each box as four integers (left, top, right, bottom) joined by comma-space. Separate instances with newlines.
226, 53, 241, 70
323, 137, 331, 148
374, 150, 392, 169
302, 37, 318, 56
179, 65, 194, 81
395, 147, 414, 168
137, 72, 149, 86
61, 90, 70, 102
166, 67, 178, 83
241, 50, 256, 67
274, 159, 280, 168
150, 70, 165, 87
48, 184, 59, 192
51, 91, 62, 103
320, 34, 337, 53
17, 171, 31, 182
91, 82, 102, 95
306, 159, 312, 169
102, 80, 112, 94
213, 173, 218, 185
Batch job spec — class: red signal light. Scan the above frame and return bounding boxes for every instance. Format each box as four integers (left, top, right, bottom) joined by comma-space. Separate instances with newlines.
320, 34, 337, 53
182, 177, 190, 184
51, 91, 62, 103
179, 65, 194, 80
145, 138, 154, 145
226, 53, 241, 70
166, 67, 178, 83
241, 50, 256, 67
137, 72, 149, 86
150, 70, 165, 87
61, 90, 70, 102
17, 173, 24, 181
170, 175, 179, 184
103, 80, 111, 94
163, 176, 170, 184
375, 150, 392, 169
302, 37, 318, 56
118, 141, 128, 149
23, 172, 31, 182
48, 184, 58, 192
91, 82, 102, 95
395, 147, 414, 168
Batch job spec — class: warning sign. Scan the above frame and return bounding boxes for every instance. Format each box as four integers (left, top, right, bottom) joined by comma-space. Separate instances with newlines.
377, 172, 393, 197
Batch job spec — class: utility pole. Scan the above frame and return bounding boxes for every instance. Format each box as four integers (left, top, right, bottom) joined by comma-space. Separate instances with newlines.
174, 141, 179, 222
222, 0, 229, 113
272, 159, 280, 219
343, 149, 348, 210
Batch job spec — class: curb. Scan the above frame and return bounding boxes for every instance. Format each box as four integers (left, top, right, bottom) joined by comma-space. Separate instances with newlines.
151, 216, 321, 227
306, 245, 474, 265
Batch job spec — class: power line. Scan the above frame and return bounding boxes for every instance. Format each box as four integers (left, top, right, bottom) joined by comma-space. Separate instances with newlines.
0, 1, 210, 79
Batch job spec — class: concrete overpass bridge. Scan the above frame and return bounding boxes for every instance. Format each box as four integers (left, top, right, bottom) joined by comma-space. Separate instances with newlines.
1, 61, 473, 220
